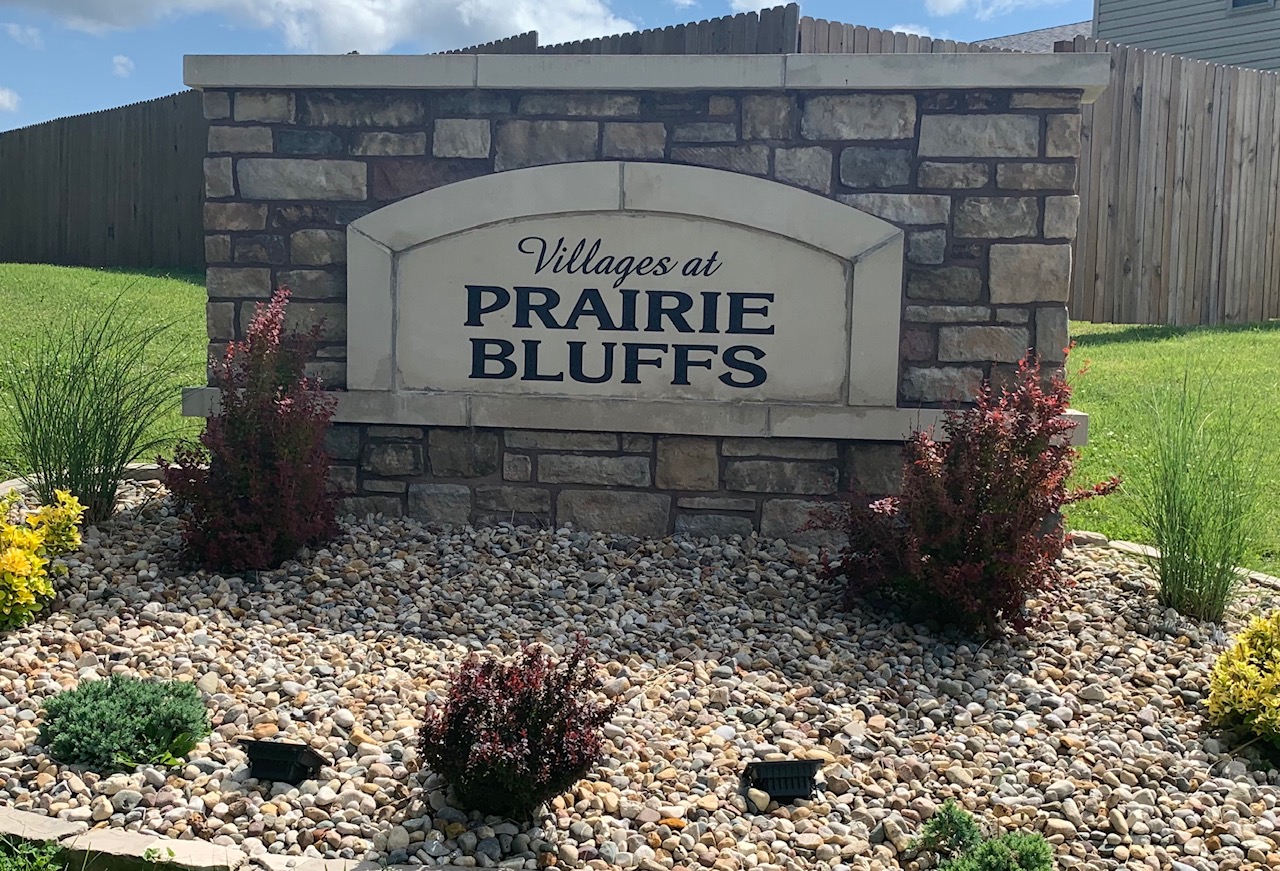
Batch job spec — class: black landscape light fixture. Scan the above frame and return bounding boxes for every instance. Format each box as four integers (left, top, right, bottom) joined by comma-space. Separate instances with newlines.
239, 738, 331, 784
745, 759, 821, 801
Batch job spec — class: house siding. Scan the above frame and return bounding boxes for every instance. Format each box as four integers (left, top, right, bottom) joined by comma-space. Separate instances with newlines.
1096, 0, 1280, 70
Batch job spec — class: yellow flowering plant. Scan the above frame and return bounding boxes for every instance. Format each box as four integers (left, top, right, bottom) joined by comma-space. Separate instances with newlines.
0, 489, 85, 631
1209, 610, 1280, 749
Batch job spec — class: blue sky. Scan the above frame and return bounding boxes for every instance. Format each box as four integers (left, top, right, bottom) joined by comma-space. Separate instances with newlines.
0, 0, 1092, 132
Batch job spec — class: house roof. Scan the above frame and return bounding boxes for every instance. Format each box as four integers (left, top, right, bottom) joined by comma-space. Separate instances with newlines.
978, 21, 1093, 52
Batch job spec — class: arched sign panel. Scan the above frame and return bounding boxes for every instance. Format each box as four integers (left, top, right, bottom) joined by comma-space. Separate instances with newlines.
347, 161, 905, 432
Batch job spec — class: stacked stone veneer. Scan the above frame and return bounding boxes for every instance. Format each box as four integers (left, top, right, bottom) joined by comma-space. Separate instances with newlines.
201, 84, 1085, 537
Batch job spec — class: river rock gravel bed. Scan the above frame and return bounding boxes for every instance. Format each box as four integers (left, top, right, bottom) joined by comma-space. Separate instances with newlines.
1, 483, 1279, 871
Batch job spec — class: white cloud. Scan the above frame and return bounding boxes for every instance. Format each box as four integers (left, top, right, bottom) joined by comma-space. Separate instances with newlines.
889, 23, 935, 37
0, 0, 637, 53
0, 87, 19, 112
2, 22, 42, 47
926, 0, 1068, 19
729, 1, 759, 11
671, 0, 698, 8
112, 54, 134, 77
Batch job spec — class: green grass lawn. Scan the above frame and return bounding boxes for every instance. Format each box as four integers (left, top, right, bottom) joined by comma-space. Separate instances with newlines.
1067, 320, 1280, 576
0, 263, 207, 477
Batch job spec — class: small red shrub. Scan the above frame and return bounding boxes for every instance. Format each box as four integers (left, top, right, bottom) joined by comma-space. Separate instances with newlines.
162, 288, 337, 571
811, 355, 1118, 634
420, 636, 617, 820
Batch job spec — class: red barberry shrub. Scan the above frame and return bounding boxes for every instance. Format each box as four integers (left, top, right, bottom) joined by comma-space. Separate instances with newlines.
162, 288, 337, 571
420, 636, 617, 820
811, 354, 1118, 635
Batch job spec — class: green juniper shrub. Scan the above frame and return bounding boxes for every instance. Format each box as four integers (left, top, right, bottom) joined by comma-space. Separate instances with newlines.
945, 832, 1054, 871
1126, 367, 1260, 622
39, 674, 211, 772
912, 799, 984, 863
809, 354, 1119, 635
419, 636, 617, 820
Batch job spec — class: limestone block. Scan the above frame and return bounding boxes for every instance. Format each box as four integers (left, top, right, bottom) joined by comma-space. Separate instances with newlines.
204, 235, 231, 264
370, 160, 489, 200
538, 455, 651, 487
432, 119, 492, 158
557, 491, 671, 537
428, 429, 500, 478
494, 120, 599, 171
0, 806, 87, 840
602, 123, 667, 159
340, 496, 403, 517
352, 132, 427, 156
901, 366, 984, 402
505, 431, 618, 451
724, 461, 839, 495
517, 94, 640, 116
284, 302, 345, 340
237, 159, 368, 201
206, 267, 271, 299
276, 130, 344, 155
742, 95, 795, 140
503, 454, 532, 482
953, 197, 1039, 239
209, 126, 272, 154
327, 465, 357, 495
1044, 195, 1081, 240
989, 244, 1073, 303
277, 270, 345, 300
996, 162, 1077, 191
670, 145, 769, 176
904, 305, 993, 324
656, 437, 719, 491
204, 203, 267, 231
232, 235, 286, 265
1036, 306, 1070, 363
290, 230, 347, 266
474, 486, 551, 515
801, 95, 916, 141
204, 158, 234, 198
840, 193, 951, 226
324, 426, 361, 462
1046, 113, 1083, 158
207, 302, 235, 341
774, 146, 833, 194
760, 500, 841, 549
906, 266, 982, 303
839, 147, 912, 189
299, 93, 426, 127
937, 326, 1031, 363
721, 439, 837, 460
677, 496, 756, 511
846, 443, 904, 495
672, 122, 738, 143
675, 514, 754, 539
407, 484, 471, 525
918, 161, 991, 190
919, 115, 1040, 158
203, 91, 230, 120
907, 229, 947, 265
361, 443, 421, 477
622, 434, 654, 453
234, 91, 294, 123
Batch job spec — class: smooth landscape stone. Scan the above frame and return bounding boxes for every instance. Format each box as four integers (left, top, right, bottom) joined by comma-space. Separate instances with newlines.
0, 481, 1278, 871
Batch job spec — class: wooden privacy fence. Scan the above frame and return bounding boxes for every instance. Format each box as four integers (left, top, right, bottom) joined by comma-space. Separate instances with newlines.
0, 90, 207, 269
1060, 37, 1280, 325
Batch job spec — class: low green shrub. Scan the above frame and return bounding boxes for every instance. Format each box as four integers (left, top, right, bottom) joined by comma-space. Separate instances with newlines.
39, 675, 210, 771
947, 832, 1054, 871
913, 802, 1053, 871
1209, 609, 1280, 753
0, 297, 185, 522
0, 838, 65, 871
913, 799, 984, 862
1126, 368, 1260, 622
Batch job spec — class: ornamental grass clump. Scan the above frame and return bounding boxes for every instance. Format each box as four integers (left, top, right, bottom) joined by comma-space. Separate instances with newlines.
811, 354, 1119, 635
1126, 368, 1260, 623
163, 288, 337, 571
0, 297, 185, 522
419, 636, 617, 820
0, 490, 85, 632
39, 674, 210, 772
1208, 610, 1280, 755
